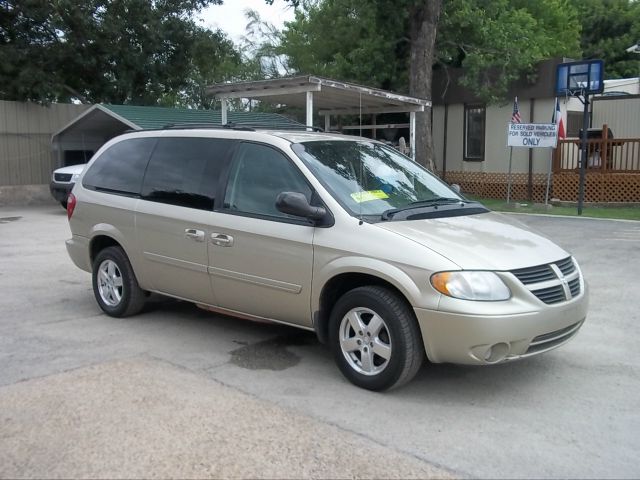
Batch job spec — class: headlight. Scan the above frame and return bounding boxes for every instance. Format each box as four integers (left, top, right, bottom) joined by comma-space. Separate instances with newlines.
430, 271, 511, 301
71, 173, 80, 181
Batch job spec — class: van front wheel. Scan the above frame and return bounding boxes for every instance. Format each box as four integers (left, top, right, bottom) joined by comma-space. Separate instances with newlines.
92, 246, 146, 317
329, 286, 424, 391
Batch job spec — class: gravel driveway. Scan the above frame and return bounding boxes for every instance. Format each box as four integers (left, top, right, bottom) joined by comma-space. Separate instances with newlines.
0, 204, 638, 478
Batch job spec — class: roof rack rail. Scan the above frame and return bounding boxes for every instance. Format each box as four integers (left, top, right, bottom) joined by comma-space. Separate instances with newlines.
228, 123, 325, 132
163, 122, 256, 131
159, 122, 326, 132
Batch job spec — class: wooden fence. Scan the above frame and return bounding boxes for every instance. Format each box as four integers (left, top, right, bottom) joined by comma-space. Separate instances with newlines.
553, 127, 640, 173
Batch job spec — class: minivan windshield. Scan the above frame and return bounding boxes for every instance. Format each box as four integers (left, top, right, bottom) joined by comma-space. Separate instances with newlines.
292, 140, 465, 219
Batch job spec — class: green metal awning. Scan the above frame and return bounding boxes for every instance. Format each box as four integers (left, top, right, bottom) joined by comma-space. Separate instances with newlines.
51, 104, 306, 168
100, 104, 303, 130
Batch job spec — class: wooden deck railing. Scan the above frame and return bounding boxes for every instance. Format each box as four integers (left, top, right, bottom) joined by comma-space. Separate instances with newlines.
553, 135, 640, 173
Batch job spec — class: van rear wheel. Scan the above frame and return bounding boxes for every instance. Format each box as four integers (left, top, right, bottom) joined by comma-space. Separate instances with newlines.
329, 286, 424, 391
92, 246, 146, 317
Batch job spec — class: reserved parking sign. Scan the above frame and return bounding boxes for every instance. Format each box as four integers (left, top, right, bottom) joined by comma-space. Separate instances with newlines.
507, 123, 558, 148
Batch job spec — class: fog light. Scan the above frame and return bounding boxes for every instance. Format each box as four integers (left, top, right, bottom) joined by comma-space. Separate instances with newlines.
484, 342, 510, 363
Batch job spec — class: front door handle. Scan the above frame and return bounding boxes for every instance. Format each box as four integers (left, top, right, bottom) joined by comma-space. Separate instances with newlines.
184, 228, 205, 242
211, 233, 234, 247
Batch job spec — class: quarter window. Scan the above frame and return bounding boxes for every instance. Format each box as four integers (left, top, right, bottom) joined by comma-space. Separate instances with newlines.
223, 143, 312, 220
464, 105, 486, 161
83, 138, 156, 194
141, 137, 235, 210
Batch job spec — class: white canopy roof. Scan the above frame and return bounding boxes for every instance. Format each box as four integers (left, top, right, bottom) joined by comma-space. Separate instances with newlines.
206, 76, 430, 160
206, 76, 429, 116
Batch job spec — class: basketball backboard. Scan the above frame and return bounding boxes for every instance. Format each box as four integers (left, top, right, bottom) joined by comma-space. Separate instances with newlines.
555, 60, 604, 97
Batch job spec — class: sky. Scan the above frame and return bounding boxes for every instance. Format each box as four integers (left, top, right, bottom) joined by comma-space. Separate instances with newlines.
197, 0, 296, 44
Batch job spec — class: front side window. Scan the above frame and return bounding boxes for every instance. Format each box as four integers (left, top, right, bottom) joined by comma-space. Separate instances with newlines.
223, 143, 312, 220
141, 137, 235, 210
464, 105, 485, 161
83, 138, 156, 194
292, 140, 464, 218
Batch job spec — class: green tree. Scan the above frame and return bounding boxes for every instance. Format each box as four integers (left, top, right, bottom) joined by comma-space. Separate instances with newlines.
276, 0, 409, 91
162, 28, 245, 107
0, 0, 244, 106
270, 0, 438, 167
570, 0, 640, 79
268, 0, 580, 170
439, 0, 581, 101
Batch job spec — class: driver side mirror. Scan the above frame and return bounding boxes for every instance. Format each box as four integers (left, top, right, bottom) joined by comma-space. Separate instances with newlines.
276, 192, 327, 221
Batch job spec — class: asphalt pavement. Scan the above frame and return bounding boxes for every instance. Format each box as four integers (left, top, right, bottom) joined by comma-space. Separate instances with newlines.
0, 204, 638, 478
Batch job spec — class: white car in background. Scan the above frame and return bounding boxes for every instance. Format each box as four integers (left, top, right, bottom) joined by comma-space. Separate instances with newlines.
50, 164, 85, 208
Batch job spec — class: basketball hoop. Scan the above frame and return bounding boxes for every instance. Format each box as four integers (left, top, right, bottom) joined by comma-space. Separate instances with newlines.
555, 59, 605, 215
555, 60, 604, 97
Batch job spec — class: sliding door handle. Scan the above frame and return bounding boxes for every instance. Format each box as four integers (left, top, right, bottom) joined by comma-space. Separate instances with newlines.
211, 233, 234, 247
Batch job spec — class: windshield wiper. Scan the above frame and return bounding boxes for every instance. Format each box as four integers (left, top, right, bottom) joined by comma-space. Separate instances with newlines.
409, 197, 464, 206
381, 197, 466, 220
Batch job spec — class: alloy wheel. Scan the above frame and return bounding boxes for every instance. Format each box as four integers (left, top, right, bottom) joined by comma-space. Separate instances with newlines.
339, 307, 392, 376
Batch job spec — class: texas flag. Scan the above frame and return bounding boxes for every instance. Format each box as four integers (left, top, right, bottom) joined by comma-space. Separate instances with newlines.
552, 98, 566, 139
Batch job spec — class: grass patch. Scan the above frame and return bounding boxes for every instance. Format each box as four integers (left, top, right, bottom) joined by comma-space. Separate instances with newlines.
469, 197, 640, 221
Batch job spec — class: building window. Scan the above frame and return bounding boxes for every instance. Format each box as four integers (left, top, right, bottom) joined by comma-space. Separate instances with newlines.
566, 112, 583, 138
464, 105, 486, 161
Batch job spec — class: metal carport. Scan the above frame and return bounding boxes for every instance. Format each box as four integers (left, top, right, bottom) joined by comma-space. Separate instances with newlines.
50, 104, 307, 168
206, 76, 430, 161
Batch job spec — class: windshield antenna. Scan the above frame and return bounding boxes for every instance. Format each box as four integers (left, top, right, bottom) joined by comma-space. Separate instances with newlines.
358, 92, 364, 225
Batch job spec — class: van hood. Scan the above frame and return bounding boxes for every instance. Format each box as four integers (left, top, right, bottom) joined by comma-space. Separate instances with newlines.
375, 212, 569, 271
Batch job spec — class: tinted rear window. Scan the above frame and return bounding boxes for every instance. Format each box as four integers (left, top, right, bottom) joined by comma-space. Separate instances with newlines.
141, 137, 235, 210
83, 138, 156, 195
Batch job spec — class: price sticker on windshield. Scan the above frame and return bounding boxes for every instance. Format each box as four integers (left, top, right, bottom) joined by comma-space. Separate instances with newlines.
350, 190, 389, 203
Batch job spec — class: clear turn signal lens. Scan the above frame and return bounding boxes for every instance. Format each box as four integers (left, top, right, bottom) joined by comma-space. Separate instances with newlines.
431, 271, 511, 301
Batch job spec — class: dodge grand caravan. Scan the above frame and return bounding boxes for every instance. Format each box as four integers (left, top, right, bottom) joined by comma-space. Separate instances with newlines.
65, 126, 588, 390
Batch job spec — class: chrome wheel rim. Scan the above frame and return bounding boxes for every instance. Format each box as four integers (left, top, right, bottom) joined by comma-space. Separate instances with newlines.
97, 259, 123, 307
339, 307, 392, 376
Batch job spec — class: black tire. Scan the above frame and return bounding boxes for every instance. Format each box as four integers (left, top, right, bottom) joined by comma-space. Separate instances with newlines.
92, 246, 146, 317
329, 286, 425, 391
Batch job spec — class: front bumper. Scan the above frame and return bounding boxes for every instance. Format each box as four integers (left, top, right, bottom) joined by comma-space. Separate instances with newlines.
49, 181, 74, 203
414, 285, 589, 365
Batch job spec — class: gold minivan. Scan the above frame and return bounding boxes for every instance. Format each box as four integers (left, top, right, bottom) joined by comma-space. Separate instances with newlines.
66, 127, 588, 390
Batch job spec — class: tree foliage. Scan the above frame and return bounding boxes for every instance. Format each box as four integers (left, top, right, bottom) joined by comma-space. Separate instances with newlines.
439, 0, 580, 101
570, 0, 640, 79
0, 0, 245, 106
266, 0, 583, 169
276, 0, 409, 91
268, 0, 640, 169
272, 0, 581, 103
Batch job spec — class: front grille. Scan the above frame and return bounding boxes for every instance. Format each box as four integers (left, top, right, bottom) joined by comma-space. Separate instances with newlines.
54, 173, 72, 182
526, 321, 583, 355
556, 257, 575, 276
568, 278, 580, 297
510, 257, 581, 305
531, 285, 566, 304
511, 264, 556, 284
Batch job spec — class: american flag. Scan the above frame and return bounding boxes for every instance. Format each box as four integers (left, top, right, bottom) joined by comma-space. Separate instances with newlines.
511, 96, 521, 123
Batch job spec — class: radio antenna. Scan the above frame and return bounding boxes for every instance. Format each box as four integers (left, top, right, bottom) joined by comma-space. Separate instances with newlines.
358, 92, 364, 225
